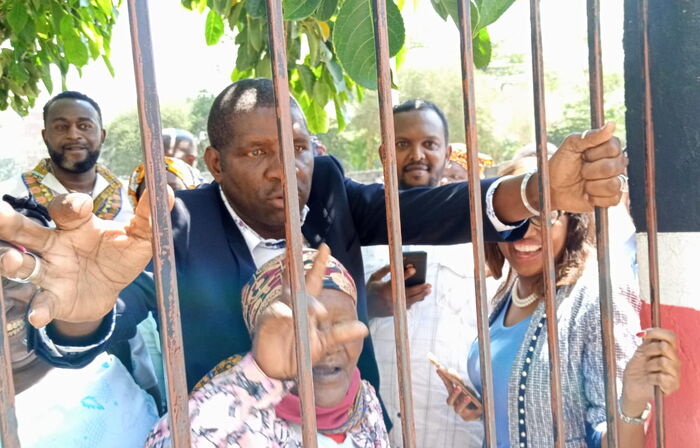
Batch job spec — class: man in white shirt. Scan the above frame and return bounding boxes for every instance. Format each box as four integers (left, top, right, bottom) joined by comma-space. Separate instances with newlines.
363, 99, 488, 447
1, 91, 133, 223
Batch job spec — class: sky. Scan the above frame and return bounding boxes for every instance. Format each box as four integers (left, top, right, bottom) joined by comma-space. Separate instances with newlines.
0, 0, 625, 171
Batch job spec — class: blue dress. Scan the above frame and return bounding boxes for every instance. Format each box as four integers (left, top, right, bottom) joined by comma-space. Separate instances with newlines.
467, 294, 531, 448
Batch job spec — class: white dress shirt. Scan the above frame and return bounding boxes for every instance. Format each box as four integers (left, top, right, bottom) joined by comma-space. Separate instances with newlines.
1, 171, 134, 223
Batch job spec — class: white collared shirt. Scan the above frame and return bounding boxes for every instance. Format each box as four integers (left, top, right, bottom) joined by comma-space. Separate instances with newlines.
1, 171, 134, 223
218, 186, 309, 268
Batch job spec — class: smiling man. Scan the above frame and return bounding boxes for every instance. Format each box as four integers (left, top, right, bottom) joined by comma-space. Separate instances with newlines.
1, 91, 133, 222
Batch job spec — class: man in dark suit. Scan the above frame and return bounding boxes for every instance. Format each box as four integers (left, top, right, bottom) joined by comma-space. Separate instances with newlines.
0, 79, 626, 408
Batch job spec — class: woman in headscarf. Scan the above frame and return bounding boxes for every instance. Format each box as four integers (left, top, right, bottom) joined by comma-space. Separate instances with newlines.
145, 245, 389, 447
439, 157, 681, 447
0, 195, 159, 447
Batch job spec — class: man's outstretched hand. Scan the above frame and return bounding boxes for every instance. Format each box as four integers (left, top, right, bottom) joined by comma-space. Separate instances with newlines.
0, 190, 173, 335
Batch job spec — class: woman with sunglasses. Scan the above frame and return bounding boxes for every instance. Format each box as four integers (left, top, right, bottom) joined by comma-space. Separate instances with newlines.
439, 157, 681, 447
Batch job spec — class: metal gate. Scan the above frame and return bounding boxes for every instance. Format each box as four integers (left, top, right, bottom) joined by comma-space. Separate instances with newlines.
0, 0, 665, 446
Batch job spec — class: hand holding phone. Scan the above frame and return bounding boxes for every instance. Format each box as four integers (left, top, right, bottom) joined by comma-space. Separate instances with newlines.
403, 251, 427, 287
428, 352, 483, 413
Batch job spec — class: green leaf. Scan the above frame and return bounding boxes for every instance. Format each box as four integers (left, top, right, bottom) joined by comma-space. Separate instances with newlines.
312, 79, 330, 104
284, 0, 322, 20
325, 60, 346, 92
7, 1, 29, 33
97, 0, 113, 16
64, 35, 89, 66
333, 97, 347, 130
59, 15, 74, 37
301, 95, 328, 133
255, 53, 272, 78
430, 0, 449, 20
314, 0, 338, 21
297, 65, 315, 95
432, 0, 479, 30
475, 0, 515, 29
205, 9, 225, 45
245, 0, 266, 17
213, 0, 229, 14
235, 43, 257, 71
247, 17, 264, 52
8, 64, 30, 84
472, 27, 491, 68
231, 66, 254, 81
333, 0, 405, 89
39, 62, 54, 93
102, 54, 115, 76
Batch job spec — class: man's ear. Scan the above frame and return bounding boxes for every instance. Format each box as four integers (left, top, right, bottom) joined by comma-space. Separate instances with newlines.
204, 146, 222, 182
444, 143, 453, 169
377, 144, 385, 166
101, 128, 107, 145
41, 129, 47, 146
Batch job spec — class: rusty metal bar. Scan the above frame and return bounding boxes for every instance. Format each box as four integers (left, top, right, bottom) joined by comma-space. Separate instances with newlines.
456, 0, 497, 445
126, 1, 191, 446
0, 284, 20, 448
528, 0, 566, 445
264, 0, 318, 445
369, 0, 416, 446
639, 0, 665, 445
586, 0, 620, 446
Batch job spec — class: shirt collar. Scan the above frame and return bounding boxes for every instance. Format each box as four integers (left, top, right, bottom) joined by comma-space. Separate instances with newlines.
218, 185, 309, 253
41, 171, 110, 200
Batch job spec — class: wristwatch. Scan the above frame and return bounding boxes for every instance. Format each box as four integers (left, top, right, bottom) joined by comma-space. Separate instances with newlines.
618, 398, 652, 425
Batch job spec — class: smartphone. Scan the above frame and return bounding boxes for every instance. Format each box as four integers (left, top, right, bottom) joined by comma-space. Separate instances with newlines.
428, 352, 482, 410
403, 251, 427, 287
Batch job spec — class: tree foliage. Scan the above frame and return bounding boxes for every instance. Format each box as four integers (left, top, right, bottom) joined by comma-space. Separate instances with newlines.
184, 0, 517, 133
0, 0, 120, 115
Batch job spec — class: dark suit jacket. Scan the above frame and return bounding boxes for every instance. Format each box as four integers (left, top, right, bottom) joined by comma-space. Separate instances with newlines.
34, 156, 526, 396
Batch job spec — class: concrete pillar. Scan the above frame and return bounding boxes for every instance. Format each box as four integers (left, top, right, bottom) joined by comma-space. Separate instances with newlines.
624, 0, 700, 445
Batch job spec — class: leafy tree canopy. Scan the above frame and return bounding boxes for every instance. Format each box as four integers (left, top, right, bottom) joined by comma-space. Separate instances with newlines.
1, 0, 518, 133
189, 0, 516, 133
0, 0, 119, 115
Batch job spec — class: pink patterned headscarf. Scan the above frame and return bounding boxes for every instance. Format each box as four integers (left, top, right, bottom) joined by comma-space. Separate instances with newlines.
241, 249, 357, 334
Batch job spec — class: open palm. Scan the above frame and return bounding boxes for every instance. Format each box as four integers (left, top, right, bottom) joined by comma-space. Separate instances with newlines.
0, 192, 167, 329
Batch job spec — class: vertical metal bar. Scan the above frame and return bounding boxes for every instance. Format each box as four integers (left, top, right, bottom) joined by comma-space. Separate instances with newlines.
126, 1, 191, 446
456, 0, 497, 446
528, 0, 566, 446
264, 0, 318, 446
369, 1, 416, 446
639, 0, 664, 445
0, 285, 20, 448
586, 0, 620, 446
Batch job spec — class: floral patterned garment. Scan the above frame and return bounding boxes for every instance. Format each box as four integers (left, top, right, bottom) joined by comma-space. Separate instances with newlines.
144, 353, 390, 448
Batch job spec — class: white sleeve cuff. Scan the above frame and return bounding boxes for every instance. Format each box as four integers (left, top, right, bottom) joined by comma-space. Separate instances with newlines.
485, 176, 527, 233
37, 307, 117, 357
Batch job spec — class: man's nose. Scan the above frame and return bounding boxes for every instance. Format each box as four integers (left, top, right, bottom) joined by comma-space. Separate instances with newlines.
407, 145, 424, 161
265, 150, 284, 180
66, 125, 80, 139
